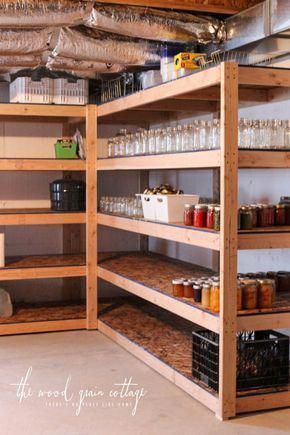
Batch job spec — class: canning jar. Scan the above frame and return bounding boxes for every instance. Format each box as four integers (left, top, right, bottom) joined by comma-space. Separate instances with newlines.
210, 281, 220, 313
257, 279, 275, 308
268, 205, 275, 226
184, 281, 193, 298
184, 204, 194, 226
201, 283, 211, 308
240, 206, 253, 230
277, 271, 290, 292
193, 285, 202, 303
206, 205, 215, 229
241, 279, 258, 309
275, 204, 286, 226
193, 205, 207, 228
214, 206, 220, 231
257, 204, 269, 227
250, 205, 258, 227
172, 279, 184, 297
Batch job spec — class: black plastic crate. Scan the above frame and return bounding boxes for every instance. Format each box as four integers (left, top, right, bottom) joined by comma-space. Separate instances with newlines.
192, 329, 289, 393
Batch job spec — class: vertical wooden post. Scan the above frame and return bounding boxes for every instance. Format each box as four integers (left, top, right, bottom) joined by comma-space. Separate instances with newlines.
218, 62, 238, 420
86, 105, 98, 329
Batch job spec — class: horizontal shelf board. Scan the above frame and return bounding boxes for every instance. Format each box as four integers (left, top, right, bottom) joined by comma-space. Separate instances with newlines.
239, 67, 290, 88
236, 389, 290, 414
98, 66, 221, 118
0, 103, 86, 118
0, 208, 86, 225
237, 311, 290, 331
238, 232, 290, 249
0, 319, 86, 335
0, 159, 85, 171
97, 150, 220, 170
0, 254, 86, 280
99, 299, 218, 412
239, 150, 290, 168
98, 251, 219, 333
97, 214, 220, 250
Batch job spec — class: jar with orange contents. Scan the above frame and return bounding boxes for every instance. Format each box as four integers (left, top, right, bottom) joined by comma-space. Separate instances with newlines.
210, 281, 220, 312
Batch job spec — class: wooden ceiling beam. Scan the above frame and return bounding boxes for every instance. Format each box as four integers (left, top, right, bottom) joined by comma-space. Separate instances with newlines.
97, 0, 261, 15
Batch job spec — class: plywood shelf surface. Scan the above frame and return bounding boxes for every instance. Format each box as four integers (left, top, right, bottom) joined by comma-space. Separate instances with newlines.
97, 213, 220, 250
0, 254, 86, 280
0, 158, 85, 171
99, 298, 218, 412
97, 150, 220, 170
0, 208, 86, 225
98, 252, 219, 332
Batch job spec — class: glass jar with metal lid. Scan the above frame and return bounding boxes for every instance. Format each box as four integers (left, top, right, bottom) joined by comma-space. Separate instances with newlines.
183, 204, 194, 226
241, 279, 258, 310
214, 206, 220, 231
237, 282, 243, 311
183, 280, 193, 298
210, 281, 220, 313
206, 204, 215, 229
193, 204, 207, 228
172, 279, 184, 297
257, 279, 275, 308
275, 204, 286, 226
193, 284, 202, 303
240, 206, 253, 230
201, 283, 211, 308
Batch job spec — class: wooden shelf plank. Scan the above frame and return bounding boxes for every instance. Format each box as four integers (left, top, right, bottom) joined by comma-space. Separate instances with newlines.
98, 66, 221, 118
239, 150, 290, 168
0, 319, 86, 335
239, 67, 290, 88
97, 0, 258, 14
98, 252, 219, 332
236, 390, 290, 414
237, 312, 290, 331
0, 159, 85, 171
0, 254, 86, 280
0, 103, 86, 118
238, 232, 290, 249
97, 150, 220, 170
0, 209, 86, 225
97, 213, 220, 250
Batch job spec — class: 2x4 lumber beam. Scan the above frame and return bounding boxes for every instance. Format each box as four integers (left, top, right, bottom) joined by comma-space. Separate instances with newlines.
218, 62, 238, 420
97, 0, 259, 14
0, 104, 85, 118
174, 87, 269, 103
86, 105, 98, 330
134, 99, 217, 112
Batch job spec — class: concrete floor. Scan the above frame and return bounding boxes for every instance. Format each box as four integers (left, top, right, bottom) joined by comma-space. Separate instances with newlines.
0, 331, 290, 435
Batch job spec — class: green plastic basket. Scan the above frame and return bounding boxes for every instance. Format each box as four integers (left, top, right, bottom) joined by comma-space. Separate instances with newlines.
54, 140, 78, 159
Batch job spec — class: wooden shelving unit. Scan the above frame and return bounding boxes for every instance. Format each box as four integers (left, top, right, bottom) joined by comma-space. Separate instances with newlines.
96, 64, 290, 419
0, 104, 97, 335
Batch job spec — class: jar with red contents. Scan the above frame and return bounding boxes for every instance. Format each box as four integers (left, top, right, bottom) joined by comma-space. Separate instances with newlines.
183, 204, 194, 226
193, 204, 207, 228
257, 204, 269, 227
206, 205, 215, 229
275, 204, 286, 226
268, 205, 275, 226
250, 205, 258, 227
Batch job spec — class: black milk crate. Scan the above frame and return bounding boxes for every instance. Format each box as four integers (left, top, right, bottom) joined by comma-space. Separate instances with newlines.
192, 329, 289, 393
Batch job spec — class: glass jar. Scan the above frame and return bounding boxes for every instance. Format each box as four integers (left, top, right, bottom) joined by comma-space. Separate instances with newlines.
159, 128, 167, 154
148, 130, 156, 155
172, 279, 184, 297
275, 204, 286, 226
268, 205, 275, 226
193, 205, 207, 228
240, 206, 253, 230
257, 279, 275, 308
284, 120, 290, 149
184, 204, 194, 226
250, 205, 258, 227
210, 281, 220, 313
184, 281, 193, 298
214, 206, 220, 231
277, 271, 290, 292
206, 205, 215, 229
237, 282, 242, 310
241, 279, 258, 310
193, 285, 202, 303
108, 138, 115, 158
201, 283, 211, 308
166, 127, 173, 153
175, 125, 183, 152
257, 204, 269, 227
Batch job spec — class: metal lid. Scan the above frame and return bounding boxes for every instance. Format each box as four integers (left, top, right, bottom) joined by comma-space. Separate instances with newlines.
172, 279, 184, 284
193, 285, 202, 289
202, 283, 211, 289
257, 279, 275, 285
212, 281, 220, 287
241, 279, 257, 285
184, 204, 193, 209
183, 281, 190, 286
195, 204, 208, 210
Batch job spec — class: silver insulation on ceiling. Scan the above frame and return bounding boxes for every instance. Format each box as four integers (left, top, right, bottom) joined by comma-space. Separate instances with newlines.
0, 0, 93, 27
86, 3, 224, 44
52, 27, 161, 66
47, 55, 126, 74
0, 28, 52, 54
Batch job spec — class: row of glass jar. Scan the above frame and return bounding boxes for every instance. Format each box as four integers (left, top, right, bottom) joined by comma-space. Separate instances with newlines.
172, 274, 276, 313
107, 118, 290, 158
239, 118, 290, 150
99, 196, 143, 218
108, 120, 220, 157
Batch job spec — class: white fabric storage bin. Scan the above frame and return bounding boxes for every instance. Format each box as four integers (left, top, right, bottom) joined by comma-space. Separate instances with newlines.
141, 194, 156, 220
53, 78, 88, 105
154, 194, 199, 223
10, 77, 53, 104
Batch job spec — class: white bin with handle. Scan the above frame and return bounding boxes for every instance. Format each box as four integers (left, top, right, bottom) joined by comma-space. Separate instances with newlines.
141, 194, 199, 223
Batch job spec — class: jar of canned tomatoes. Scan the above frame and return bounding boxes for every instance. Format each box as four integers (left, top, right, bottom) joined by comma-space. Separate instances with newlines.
206, 205, 215, 229
241, 279, 258, 309
184, 204, 194, 226
275, 204, 286, 226
193, 205, 207, 228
